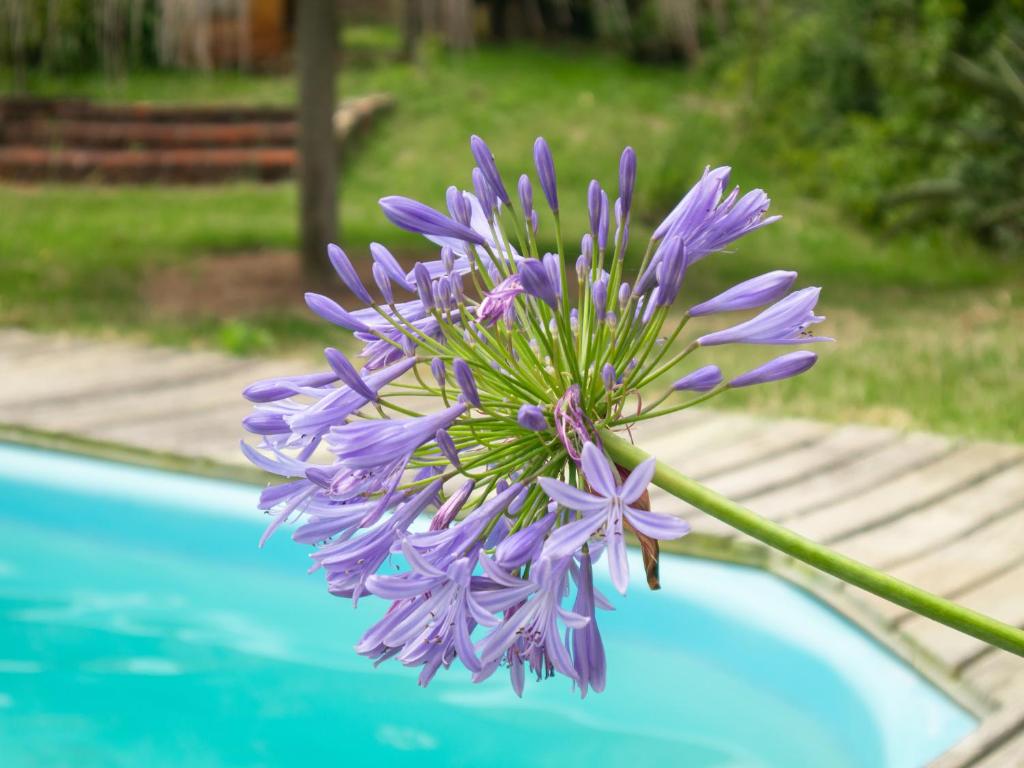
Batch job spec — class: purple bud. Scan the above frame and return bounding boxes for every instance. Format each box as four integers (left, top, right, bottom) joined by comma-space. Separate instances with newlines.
619, 146, 637, 217
434, 275, 454, 310
243, 371, 338, 403
688, 271, 799, 317
601, 363, 616, 390
450, 271, 464, 303
494, 509, 556, 568
327, 244, 372, 304
519, 258, 558, 309
543, 252, 561, 296
517, 404, 548, 431
588, 180, 602, 233
304, 292, 369, 332
413, 262, 435, 310
370, 242, 413, 291
379, 196, 485, 245
530, 210, 539, 233
446, 185, 472, 226
429, 480, 475, 531
518, 174, 533, 218
453, 358, 480, 407
576, 253, 590, 280
656, 237, 688, 306
372, 262, 393, 304
435, 429, 461, 467
672, 364, 723, 392
440, 246, 456, 274
324, 347, 377, 400
592, 273, 609, 320
597, 189, 609, 251
472, 166, 498, 214
731, 351, 818, 388
642, 289, 660, 322
634, 253, 661, 297
618, 282, 630, 308
430, 357, 446, 386
615, 197, 630, 254
242, 412, 290, 435
401, 334, 416, 358
533, 137, 558, 212
470, 135, 510, 205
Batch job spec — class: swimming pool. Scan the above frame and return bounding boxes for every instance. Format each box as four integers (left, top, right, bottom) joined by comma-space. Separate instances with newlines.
0, 443, 974, 767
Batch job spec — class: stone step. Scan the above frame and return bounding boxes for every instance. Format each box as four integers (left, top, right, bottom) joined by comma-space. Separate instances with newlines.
0, 145, 296, 183
0, 96, 295, 124
3, 119, 298, 149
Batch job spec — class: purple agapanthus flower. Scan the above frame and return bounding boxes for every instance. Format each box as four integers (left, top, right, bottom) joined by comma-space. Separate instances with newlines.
697, 287, 832, 346
540, 443, 690, 594
476, 556, 587, 687
242, 133, 828, 696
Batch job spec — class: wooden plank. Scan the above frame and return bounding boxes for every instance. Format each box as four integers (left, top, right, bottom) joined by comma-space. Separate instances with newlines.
963, 649, 1024, 707
669, 418, 830, 481
789, 442, 1024, 544
34, 361, 289, 432
838, 464, 1024, 569
0, 343, 172, 404
691, 424, 895, 504
929, 704, 1024, 768
661, 426, 898, 539
742, 431, 954, 523
95, 406, 250, 465
901, 560, 1024, 670
973, 729, 1024, 768
865, 509, 1024, 624
637, 409, 762, 468
0, 344, 239, 412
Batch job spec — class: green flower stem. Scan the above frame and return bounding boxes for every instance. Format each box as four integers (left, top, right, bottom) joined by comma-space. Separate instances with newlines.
600, 429, 1024, 659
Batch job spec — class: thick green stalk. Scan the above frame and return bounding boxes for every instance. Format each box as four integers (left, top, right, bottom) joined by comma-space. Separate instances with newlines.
600, 429, 1024, 659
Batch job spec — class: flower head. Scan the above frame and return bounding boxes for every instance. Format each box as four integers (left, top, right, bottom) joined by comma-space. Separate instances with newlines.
242, 135, 828, 695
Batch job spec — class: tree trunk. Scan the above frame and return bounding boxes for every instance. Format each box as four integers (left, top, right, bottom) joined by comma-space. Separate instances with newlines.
399, 0, 423, 61
297, 0, 339, 284
443, 0, 475, 50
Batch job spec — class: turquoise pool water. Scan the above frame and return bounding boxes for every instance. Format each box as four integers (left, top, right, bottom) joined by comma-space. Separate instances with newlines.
0, 444, 973, 767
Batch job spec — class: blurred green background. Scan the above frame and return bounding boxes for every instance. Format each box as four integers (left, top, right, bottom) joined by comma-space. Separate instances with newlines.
0, 0, 1021, 440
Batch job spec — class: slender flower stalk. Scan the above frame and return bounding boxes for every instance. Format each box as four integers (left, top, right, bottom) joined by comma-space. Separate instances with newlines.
243, 134, 1023, 699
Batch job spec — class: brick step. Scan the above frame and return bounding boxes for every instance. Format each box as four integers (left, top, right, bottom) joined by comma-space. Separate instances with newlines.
0, 145, 296, 183
2, 119, 298, 149
0, 96, 295, 124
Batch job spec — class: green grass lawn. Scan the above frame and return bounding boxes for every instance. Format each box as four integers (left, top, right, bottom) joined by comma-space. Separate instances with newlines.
1, 34, 1021, 441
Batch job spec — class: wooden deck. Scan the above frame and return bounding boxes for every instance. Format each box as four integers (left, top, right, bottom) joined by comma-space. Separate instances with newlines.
2, 328, 1022, 766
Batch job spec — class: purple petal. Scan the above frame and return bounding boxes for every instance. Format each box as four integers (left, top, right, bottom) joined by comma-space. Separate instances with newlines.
542, 513, 605, 559
618, 458, 656, 504
625, 507, 691, 541
607, 531, 630, 596
580, 443, 617, 498
537, 477, 608, 513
